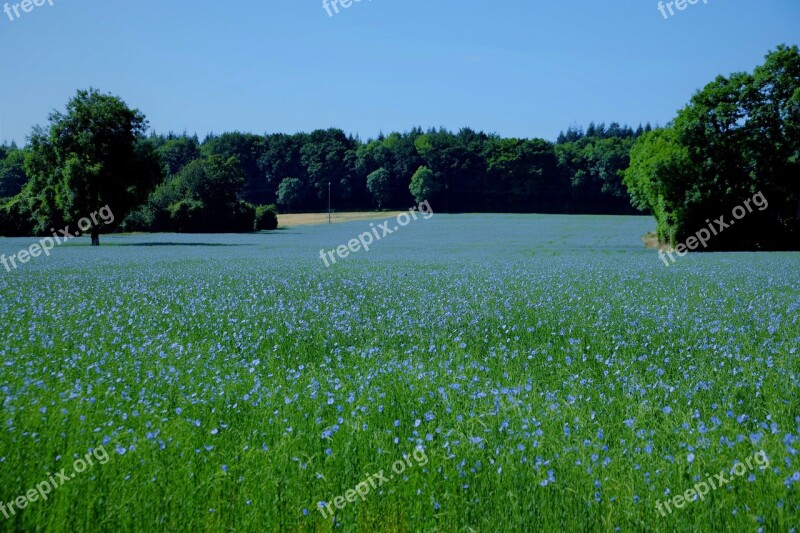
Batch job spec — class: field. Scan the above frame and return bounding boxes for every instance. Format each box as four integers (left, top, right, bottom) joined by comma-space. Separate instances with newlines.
278, 211, 409, 228
0, 214, 798, 532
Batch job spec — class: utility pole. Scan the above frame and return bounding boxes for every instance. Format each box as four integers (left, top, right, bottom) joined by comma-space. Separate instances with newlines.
328, 182, 331, 224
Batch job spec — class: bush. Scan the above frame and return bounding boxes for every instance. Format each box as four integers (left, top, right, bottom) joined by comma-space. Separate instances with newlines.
0, 196, 35, 236
254, 204, 279, 231
230, 201, 257, 233
168, 199, 205, 233
120, 204, 154, 232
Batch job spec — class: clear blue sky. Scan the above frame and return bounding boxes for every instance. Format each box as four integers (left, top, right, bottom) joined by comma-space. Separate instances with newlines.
1, 0, 798, 145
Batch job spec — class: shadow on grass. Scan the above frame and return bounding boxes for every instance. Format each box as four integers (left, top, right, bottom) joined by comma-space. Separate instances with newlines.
112, 242, 249, 247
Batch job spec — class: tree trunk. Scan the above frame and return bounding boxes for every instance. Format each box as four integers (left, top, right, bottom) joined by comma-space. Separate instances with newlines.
91, 227, 100, 246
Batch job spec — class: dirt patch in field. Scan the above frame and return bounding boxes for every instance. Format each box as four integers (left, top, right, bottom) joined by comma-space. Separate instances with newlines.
278, 211, 405, 228
642, 231, 662, 249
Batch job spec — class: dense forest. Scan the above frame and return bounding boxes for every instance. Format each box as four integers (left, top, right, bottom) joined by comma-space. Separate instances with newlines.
0, 119, 649, 236
1, 45, 797, 249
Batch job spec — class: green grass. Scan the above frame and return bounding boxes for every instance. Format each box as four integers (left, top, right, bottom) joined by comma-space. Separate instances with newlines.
0, 214, 798, 532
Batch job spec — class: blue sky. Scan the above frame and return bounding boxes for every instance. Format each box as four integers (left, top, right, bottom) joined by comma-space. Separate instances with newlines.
0, 0, 798, 145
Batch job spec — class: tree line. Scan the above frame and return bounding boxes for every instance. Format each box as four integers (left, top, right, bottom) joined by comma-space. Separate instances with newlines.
1, 45, 797, 249
0, 101, 650, 239
625, 45, 800, 250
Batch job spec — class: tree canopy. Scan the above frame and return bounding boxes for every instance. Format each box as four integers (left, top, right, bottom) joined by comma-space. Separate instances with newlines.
625, 45, 800, 249
19, 89, 162, 244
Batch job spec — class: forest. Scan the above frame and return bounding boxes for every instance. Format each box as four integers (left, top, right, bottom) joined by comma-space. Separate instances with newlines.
1, 46, 797, 250
0, 119, 649, 234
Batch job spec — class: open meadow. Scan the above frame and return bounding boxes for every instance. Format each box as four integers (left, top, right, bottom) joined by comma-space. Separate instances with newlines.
1, 214, 798, 531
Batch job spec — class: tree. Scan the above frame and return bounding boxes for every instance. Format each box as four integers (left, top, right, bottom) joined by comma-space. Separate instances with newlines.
156, 134, 200, 177
0, 195, 35, 236
126, 154, 252, 233
742, 44, 800, 237
381, 131, 422, 207
189, 156, 246, 212
366, 168, 391, 209
0, 147, 29, 198
414, 129, 486, 211
624, 45, 800, 249
201, 132, 267, 204
300, 129, 358, 209
356, 140, 391, 178
623, 127, 692, 245
487, 138, 566, 212
24, 89, 162, 245
555, 123, 643, 214
277, 177, 307, 212
172, 156, 249, 232
259, 133, 307, 204
409, 166, 439, 204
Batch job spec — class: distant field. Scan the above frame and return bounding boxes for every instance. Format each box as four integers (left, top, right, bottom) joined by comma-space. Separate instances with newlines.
0, 214, 798, 532
278, 211, 407, 228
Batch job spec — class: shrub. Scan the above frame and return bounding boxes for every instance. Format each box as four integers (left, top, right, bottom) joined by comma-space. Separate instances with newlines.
0, 195, 35, 236
230, 201, 257, 233
120, 204, 154, 232
168, 199, 204, 233
254, 204, 279, 231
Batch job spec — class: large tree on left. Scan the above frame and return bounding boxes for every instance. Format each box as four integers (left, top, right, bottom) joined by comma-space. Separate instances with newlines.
24, 89, 162, 245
